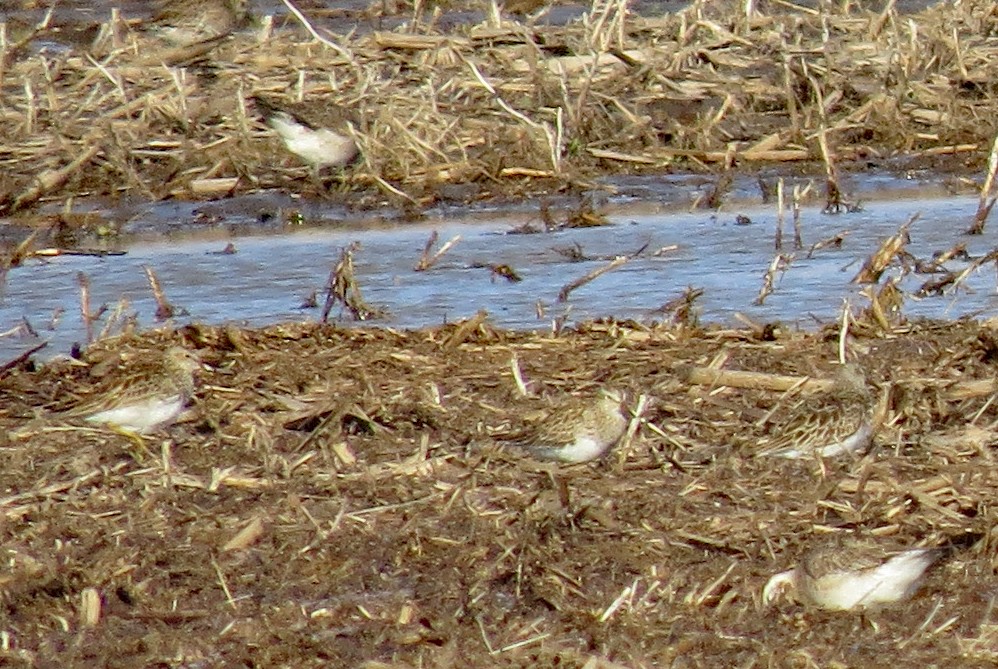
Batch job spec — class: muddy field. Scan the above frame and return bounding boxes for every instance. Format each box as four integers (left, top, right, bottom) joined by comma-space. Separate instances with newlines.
1, 315, 998, 667
5, 0, 998, 666
1, 0, 997, 224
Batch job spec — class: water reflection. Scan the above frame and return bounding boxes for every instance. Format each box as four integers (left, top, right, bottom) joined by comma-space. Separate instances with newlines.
2, 193, 995, 360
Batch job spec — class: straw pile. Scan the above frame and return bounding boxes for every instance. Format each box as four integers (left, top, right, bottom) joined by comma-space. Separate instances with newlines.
2, 314, 998, 666
1, 0, 996, 214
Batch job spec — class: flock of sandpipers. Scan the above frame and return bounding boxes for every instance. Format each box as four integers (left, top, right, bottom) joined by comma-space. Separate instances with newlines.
19, 0, 976, 621
30, 337, 962, 617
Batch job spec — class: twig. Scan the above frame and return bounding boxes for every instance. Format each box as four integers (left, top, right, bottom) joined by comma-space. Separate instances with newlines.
864, 271, 907, 331
838, 299, 851, 364
414, 230, 461, 271
613, 393, 647, 469
0, 341, 47, 378
1, 4, 53, 67
940, 247, 998, 295
2, 144, 100, 215
211, 559, 238, 610
867, 0, 897, 40
443, 310, 488, 350
32, 248, 127, 258
279, 0, 354, 62
818, 129, 840, 212
144, 265, 176, 320
755, 253, 793, 305
557, 255, 629, 303
464, 56, 561, 173
321, 242, 384, 322
678, 366, 834, 393
774, 177, 784, 250
509, 353, 530, 397
806, 230, 849, 258
99, 297, 134, 341
0, 465, 127, 509
966, 132, 998, 235
792, 182, 803, 249
852, 214, 918, 284
655, 286, 703, 327
77, 271, 94, 344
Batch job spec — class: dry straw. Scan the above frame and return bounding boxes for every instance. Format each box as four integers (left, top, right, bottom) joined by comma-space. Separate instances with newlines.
2, 312, 998, 665
0, 0, 995, 212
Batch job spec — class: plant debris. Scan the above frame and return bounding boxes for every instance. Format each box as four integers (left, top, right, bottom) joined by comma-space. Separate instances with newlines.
320, 242, 385, 321
2, 315, 998, 666
0, 0, 995, 210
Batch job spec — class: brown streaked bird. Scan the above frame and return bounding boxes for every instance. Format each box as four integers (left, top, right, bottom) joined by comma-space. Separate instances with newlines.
502, 0, 550, 15
148, 0, 250, 46
756, 363, 874, 459
763, 536, 947, 611
83, 346, 201, 435
253, 94, 360, 173
509, 389, 629, 464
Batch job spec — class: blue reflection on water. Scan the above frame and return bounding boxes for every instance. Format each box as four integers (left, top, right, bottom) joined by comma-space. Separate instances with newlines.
2, 194, 995, 360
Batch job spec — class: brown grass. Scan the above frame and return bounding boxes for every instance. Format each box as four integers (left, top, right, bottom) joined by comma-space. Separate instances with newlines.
2, 316, 998, 666
1, 0, 997, 213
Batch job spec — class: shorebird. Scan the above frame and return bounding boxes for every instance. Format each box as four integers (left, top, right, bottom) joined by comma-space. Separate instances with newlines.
84, 346, 201, 435
756, 363, 874, 459
510, 389, 629, 464
253, 94, 360, 173
763, 536, 946, 611
148, 0, 251, 46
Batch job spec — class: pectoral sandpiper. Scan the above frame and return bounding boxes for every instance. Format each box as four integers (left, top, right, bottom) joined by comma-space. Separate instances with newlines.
763, 536, 945, 611
253, 94, 360, 173
148, 0, 251, 46
84, 346, 201, 435
511, 389, 629, 464
757, 363, 873, 459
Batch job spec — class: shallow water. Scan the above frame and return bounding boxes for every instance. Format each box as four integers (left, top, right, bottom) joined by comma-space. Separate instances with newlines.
1, 0, 934, 33
2, 186, 995, 361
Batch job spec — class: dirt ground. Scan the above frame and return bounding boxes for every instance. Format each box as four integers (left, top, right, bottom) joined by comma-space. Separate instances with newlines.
2, 316, 998, 667
2, 0, 998, 222
4, 0, 998, 665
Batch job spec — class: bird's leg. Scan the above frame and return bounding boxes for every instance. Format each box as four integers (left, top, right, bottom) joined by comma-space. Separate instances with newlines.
308, 165, 337, 197
111, 426, 154, 464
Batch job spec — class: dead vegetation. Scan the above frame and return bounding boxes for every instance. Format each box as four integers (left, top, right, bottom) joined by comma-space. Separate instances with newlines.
3, 315, 998, 666
1, 0, 998, 214
5, 1, 998, 665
